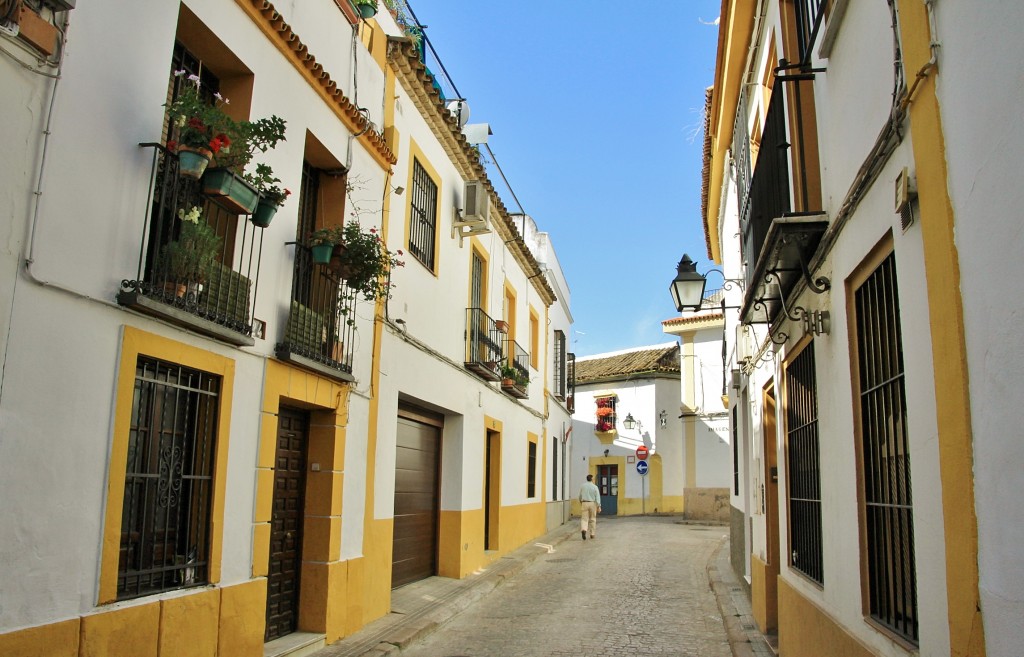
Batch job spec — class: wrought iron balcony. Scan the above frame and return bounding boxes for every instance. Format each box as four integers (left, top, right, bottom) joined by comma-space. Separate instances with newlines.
501, 339, 529, 399
118, 144, 262, 346
566, 352, 576, 413
464, 308, 505, 381
274, 244, 357, 381
739, 84, 828, 326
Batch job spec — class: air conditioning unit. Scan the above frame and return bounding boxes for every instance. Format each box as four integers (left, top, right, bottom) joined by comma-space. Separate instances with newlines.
459, 180, 489, 227
736, 324, 754, 364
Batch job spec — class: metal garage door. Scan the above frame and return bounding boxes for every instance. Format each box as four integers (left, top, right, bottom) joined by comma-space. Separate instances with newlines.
391, 408, 442, 588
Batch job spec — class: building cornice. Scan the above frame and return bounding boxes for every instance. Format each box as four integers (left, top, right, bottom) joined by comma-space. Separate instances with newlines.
233, 0, 398, 170
387, 37, 557, 307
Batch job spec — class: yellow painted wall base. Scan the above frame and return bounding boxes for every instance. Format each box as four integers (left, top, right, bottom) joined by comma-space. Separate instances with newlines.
0, 580, 269, 657
750, 554, 777, 634
0, 618, 79, 657
778, 577, 874, 657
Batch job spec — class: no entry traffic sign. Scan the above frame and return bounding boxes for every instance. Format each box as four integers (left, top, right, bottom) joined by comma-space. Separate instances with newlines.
636, 445, 649, 460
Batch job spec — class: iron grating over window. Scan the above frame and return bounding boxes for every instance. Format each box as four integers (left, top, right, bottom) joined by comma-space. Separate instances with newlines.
553, 330, 567, 400
118, 356, 220, 600
855, 252, 918, 644
527, 441, 537, 498
793, 0, 828, 65
409, 159, 438, 270
786, 341, 823, 585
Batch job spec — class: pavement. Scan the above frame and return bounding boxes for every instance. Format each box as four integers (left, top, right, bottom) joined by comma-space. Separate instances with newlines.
311, 516, 774, 657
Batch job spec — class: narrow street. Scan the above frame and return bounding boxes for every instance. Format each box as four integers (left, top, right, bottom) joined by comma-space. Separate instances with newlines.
397, 516, 731, 657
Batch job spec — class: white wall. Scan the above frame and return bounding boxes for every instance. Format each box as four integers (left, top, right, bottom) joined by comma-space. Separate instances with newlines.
934, 2, 1024, 651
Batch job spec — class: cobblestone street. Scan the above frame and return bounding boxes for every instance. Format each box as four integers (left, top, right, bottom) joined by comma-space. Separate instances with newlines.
398, 516, 731, 657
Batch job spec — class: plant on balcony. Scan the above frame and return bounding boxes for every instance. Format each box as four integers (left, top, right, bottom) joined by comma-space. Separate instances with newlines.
245, 163, 291, 227
353, 0, 378, 19
499, 363, 518, 386
164, 74, 233, 179
165, 70, 287, 211
159, 206, 222, 294
332, 221, 404, 302
308, 226, 341, 265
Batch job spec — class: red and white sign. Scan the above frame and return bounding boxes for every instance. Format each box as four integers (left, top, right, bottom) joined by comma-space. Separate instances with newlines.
636, 445, 649, 460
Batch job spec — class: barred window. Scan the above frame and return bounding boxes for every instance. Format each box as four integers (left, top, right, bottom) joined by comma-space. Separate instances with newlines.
527, 440, 537, 498
553, 330, 567, 400
118, 356, 220, 600
408, 159, 438, 270
786, 341, 823, 585
854, 252, 917, 643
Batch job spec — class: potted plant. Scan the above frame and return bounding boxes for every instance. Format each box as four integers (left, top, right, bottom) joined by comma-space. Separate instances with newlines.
158, 206, 222, 298
245, 163, 291, 227
308, 227, 340, 265
165, 70, 288, 213
164, 73, 234, 179
499, 363, 518, 387
330, 221, 404, 301
494, 319, 509, 333
353, 0, 378, 19
202, 111, 286, 214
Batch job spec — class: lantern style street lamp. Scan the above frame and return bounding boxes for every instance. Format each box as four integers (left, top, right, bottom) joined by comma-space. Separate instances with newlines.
669, 254, 708, 312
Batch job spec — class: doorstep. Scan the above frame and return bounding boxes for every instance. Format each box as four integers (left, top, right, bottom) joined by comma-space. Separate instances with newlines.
264, 632, 326, 657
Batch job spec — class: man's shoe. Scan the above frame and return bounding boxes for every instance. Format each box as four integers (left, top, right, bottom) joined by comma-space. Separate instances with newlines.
582, 531, 587, 540
589, 535, 595, 539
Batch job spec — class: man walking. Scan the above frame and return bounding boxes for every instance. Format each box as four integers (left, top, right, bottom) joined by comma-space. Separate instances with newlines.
578, 474, 601, 540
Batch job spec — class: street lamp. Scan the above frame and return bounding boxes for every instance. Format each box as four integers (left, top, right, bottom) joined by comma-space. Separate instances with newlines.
669, 254, 708, 312
622, 413, 637, 430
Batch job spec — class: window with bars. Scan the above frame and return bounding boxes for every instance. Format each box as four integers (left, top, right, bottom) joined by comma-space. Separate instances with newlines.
408, 159, 438, 270
527, 440, 537, 498
792, 0, 829, 64
552, 440, 559, 501
786, 341, 823, 585
595, 396, 616, 432
854, 252, 918, 644
553, 330, 567, 400
118, 356, 220, 600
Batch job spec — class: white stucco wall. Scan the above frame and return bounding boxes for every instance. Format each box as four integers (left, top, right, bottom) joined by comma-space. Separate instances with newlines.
933, 2, 1024, 651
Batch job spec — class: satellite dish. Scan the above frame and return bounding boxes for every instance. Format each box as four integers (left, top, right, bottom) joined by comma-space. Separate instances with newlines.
446, 99, 470, 128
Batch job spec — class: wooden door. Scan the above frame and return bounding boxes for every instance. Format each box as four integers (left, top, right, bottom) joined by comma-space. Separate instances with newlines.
265, 409, 308, 642
597, 464, 618, 515
392, 411, 442, 588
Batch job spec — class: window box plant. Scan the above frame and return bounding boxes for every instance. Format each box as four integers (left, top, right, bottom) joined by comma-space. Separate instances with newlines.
499, 363, 518, 387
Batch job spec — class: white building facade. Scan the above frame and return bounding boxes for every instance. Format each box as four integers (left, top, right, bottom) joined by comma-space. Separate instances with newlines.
0, 1, 572, 655
702, 2, 1023, 656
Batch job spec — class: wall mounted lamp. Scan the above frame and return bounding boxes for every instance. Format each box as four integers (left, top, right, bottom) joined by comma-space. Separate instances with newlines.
659, 410, 667, 428
669, 254, 744, 313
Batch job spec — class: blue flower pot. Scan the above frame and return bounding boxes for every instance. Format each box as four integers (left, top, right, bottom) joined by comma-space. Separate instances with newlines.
202, 168, 259, 215
177, 147, 211, 180
311, 244, 334, 264
250, 198, 279, 228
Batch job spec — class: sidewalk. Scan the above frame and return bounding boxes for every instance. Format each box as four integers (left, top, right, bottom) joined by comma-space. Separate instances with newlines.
311, 518, 773, 657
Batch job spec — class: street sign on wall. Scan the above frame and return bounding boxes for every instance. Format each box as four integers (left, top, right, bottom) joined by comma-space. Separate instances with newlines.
636, 445, 649, 460
636, 460, 649, 476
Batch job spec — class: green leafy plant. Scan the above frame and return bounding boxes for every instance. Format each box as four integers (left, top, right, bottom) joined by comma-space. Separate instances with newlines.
245, 163, 291, 206
333, 220, 404, 301
165, 70, 286, 172
308, 226, 342, 247
159, 206, 222, 284
499, 363, 518, 381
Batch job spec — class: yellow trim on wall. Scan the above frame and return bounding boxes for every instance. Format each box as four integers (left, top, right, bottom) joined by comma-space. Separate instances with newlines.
528, 307, 539, 370
158, 588, 220, 657
100, 326, 235, 604
778, 577, 875, 657
896, 2, 985, 654
503, 283, 517, 346
0, 618, 79, 657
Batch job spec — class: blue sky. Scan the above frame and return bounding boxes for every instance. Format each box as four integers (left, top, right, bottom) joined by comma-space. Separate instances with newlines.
409, 1, 722, 357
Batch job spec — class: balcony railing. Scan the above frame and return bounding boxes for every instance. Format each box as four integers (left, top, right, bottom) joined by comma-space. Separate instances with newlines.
738, 84, 828, 326
464, 308, 504, 381
274, 244, 357, 381
501, 339, 529, 399
118, 144, 262, 346
794, 0, 828, 65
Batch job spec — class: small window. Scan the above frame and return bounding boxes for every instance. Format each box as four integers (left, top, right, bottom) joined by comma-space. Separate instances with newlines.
118, 356, 220, 600
409, 158, 438, 271
553, 330, 567, 400
527, 440, 537, 498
